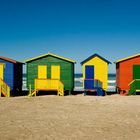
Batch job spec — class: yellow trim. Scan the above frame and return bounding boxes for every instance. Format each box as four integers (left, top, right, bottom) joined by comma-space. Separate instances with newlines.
25, 52, 76, 63
128, 80, 135, 86
114, 53, 140, 63
128, 79, 140, 86
0, 63, 5, 80
136, 90, 140, 92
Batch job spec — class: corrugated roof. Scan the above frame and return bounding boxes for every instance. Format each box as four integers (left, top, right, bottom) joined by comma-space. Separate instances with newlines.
114, 53, 140, 63
0, 56, 23, 64
25, 52, 76, 63
81, 53, 111, 65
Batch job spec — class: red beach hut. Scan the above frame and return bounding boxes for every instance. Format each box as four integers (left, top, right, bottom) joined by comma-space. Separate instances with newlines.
115, 54, 140, 95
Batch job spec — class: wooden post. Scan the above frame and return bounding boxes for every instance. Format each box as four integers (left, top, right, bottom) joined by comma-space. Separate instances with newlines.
29, 84, 31, 96
69, 90, 71, 96
0, 82, 1, 97
34, 79, 37, 97
35, 90, 37, 96
7, 87, 10, 97
84, 90, 86, 96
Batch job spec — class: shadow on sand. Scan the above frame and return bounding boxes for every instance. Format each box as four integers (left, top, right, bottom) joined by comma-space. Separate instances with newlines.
11, 90, 140, 97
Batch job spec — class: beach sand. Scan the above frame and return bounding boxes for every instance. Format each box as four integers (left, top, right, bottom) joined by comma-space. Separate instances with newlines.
0, 94, 140, 140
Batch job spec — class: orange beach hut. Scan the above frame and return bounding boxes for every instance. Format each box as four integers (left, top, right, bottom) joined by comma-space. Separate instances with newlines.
115, 54, 140, 95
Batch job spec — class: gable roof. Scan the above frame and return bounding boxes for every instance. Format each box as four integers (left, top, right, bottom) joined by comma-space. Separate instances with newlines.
81, 53, 111, 65
25, 52, 76, 63
0, 56, 23, 64
114, 53, 140, 63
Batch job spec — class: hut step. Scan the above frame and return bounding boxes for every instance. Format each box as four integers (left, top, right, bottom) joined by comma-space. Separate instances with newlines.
28, 90, 37, 97
97, 88, 105, 96
0, 78, 10, 97
58, 91, 64, 96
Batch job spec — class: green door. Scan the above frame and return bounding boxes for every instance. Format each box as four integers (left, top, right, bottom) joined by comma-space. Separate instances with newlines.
133, 65, 140, 79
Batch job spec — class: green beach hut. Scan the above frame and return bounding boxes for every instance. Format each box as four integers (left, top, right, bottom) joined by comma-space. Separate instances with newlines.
25, 52, 76, 96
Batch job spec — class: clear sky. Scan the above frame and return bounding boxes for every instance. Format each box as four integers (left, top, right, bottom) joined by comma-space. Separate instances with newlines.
0, 0, 140, 73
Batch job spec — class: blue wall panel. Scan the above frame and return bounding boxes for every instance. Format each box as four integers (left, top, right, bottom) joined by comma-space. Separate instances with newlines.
0, 59, 14, 90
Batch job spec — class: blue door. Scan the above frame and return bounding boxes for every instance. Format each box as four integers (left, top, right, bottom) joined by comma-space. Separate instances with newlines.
84, 79, 94, 89
85, 66, 94, 79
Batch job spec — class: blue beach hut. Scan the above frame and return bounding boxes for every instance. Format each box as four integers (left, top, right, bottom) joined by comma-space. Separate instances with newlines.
0, 56, 23, 97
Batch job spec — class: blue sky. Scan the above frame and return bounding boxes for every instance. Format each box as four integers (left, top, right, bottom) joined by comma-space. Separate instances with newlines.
0, 0, 140, 73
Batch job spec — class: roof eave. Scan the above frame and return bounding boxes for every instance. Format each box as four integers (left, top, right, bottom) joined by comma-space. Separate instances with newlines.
25, 53, 76, 64
0, 56, 24, 64
114, 53, 140, 64
81, 54, 111, 65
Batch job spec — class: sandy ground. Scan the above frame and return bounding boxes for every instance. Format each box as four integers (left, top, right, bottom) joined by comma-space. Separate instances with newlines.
0, 94, 140, 140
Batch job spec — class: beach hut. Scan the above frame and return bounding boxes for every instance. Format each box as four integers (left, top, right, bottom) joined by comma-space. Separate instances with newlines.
81, 54, 111, 96
115, 54, 140, 95
0, 56, 23, 97
25, 52, 76, 96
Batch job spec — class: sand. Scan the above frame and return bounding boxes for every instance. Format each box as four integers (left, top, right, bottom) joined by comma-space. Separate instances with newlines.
0, 94, 140, 140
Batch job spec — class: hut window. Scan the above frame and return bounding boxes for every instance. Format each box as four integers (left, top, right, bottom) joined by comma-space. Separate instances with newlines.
51, 65, 60, 80
38, 65, 47, 79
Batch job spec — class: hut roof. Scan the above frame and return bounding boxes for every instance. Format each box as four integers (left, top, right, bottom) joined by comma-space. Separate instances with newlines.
114, 53, 140, 63
25, 52, 76, 63
81, 53, 111, 65
0, 56, 23, 64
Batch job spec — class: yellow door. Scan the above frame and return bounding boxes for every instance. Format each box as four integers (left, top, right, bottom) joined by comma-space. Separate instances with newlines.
0, 63, 5, 80
51, 66, 60, 79
38, 65, 47, 79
